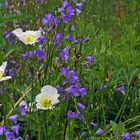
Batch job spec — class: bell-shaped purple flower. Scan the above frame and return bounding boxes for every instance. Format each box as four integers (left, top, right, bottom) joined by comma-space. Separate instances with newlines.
9, 114, 17, 124
96, 128, 103, 136
116, 86, 124, 93
65, 34, 73, 42
74, 38, 80, 44
0, 125, 6, 136
121, 132, 130, 140
11, 124, 20, 135
5, 131, 15, 140
39, 35, 45, 45
18, 101, 28, 116
77, 103, 85, 111
67, 111, 76, 120
136, 131, 140, 138
90, 122, 97, 127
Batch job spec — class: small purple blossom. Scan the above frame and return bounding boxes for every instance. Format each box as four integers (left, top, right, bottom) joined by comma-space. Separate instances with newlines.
116, 85, 124, 93
74, 38, 80, 44
77, 103, 85, 111
9, 114, 17, 124
62, 1, 68, 8
75, 112, 85, 124
60, 5, 74, 24
76, 2, 83, 9
136, 131, 140, 138
11, 124, 20, 135
36, 50, 46, 61
60, 67, 68, 76
83, 38, 90, 43
65, 34, 73, 42
86, 56, 94, 64
65, 84, 86, 97
26, 72, 32, 78
0, 125, 6, 136
90, 122, 97, 127
2, 32, 10, 38
39, 35, 45, 45
18, 100, 28, 116
9, 69, 14, 76
96, 128, 103, 136
67, 111, 76, 120
5, 131, 15, 140
76, 8, 81, 14
53, 33, 62, 46
121, 132, 130, 140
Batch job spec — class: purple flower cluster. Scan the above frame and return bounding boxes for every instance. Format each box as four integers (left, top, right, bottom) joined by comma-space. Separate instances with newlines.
75, 2, 83, 14
60, 67, 86, 97
67, 111, 84, 123
21, 50, 45, 61
58, 1, 74, 24
42, 13, 60, 30
0, 101, 28, 139
2, 31, 16, 46
0, 114, 20, 139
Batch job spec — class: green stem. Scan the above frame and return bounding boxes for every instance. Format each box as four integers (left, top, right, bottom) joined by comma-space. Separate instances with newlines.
114, 95, 127, 122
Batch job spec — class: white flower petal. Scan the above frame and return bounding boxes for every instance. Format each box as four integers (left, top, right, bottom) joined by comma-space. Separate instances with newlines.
35, 93, 44, 103
0, 76, 12, 82
0, 61, 7, 74
12, 28, 23, 38
52, 99, 60, 105
41, 85, 58, 96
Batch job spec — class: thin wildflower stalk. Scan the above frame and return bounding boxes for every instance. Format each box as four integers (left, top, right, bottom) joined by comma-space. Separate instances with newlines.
71, 96, 93, 138
114, 95, 127, 122
0, 83, 32, 125
124, 114, 140, 124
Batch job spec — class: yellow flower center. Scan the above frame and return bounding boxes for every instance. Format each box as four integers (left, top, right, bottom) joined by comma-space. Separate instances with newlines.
0, 72, 3, 80
22, 35, 35, 43
39, 97, 52, 108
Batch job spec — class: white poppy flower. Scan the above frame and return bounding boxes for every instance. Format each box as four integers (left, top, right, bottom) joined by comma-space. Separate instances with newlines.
12, 28, 42, 45
35, 85, 60, 110
0, 62, 12, 82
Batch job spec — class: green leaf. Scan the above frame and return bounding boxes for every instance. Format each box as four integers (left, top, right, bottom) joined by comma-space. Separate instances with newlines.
110, 121, 126, 136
